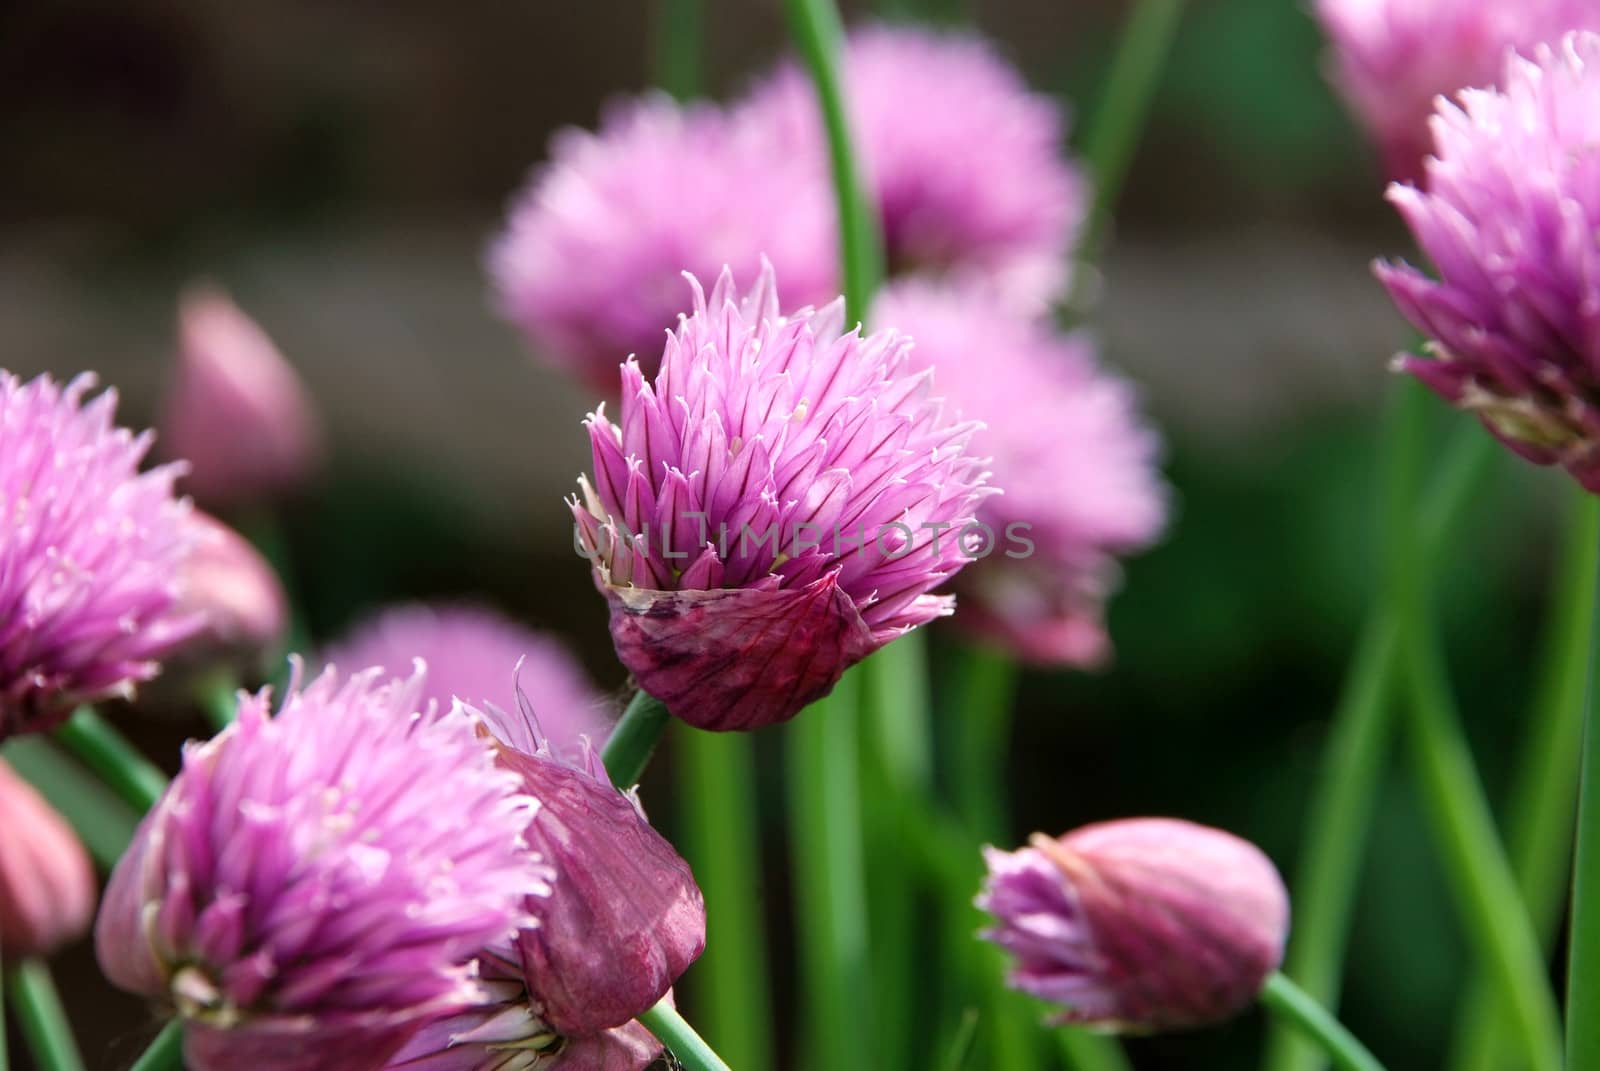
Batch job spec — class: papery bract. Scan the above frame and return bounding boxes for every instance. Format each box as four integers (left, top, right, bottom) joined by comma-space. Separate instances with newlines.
571, 264, 992, 730
0, 371, 200, 739
1377, 33, 1600, 490
95, 663, 547, 1071
170, 511, 288, 673
875, 281, 1166, 666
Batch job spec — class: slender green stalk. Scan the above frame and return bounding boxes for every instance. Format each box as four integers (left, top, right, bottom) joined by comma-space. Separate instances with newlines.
786, 675, 873, 1071
638, 999, 733, 1071
938, 1009, 981, 1071
3, 737, 139, 869
127, 1022, 184, 1071
676, 724, 774, 1070
8, 961, 85, 1071
1569, 500, 1600, 1071
1055, 1028, 1135, 1071
1398, 602, 1563, 1071
1263, 406, 1493, 1071
1080, 0, 1186, 254
654, 0, 703, 100
53, 708, 167, 813
601, 690, 671, 787
860, 635, 931, 1067
0, 953, 8, 1071
1451, 494, 1598, 1071
780, 0, 883, 322
1258, 973, 1387, 1071
198, 671, 240, 734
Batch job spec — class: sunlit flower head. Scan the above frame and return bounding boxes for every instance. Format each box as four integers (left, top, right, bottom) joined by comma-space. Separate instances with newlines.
490, 94, 837, 392
572, 265, 992, 731
875, 282, 1165, 666
1315, 0, 1599, 181
1377, 32, 1600, 490
742, 23, 1086, 309
0, 371, 200, 739
96, 663, 547, 1071
978, 818, 1289, 1032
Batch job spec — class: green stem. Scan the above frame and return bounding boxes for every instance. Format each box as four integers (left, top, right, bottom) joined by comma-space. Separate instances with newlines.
654, 0, 703, 99
859, 635, 931, 1067
938, 1009, 981, 1071
3, 737, 139, 870
8, 961, 85, 1071
1262, 404, 1493, 1071
601, 690, 671, 787
638, 999, 733, 1071
675, 725, 774, 1070
53, 708, 167, 813
780, 0, 884, 322
0, 952, 8, 1071
1450, 493, 1598, 1071
1080, 0, 1186, 255
127, 1022, 184, 1071
786, 675, 872, 1071
1258, 973, 1387, 1071
1569, 497, 1600, 1071
1398, 595, 1563, 1071
198, 671, 239, 734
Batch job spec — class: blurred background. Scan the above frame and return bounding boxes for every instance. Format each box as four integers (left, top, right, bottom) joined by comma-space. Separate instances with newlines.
0, 0, 1571, 1067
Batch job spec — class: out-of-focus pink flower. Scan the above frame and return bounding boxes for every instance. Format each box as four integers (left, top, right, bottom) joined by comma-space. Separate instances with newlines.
0, 759, 95, 959
1315, 0, 1599, 182
875, 282, 1165, 666
0, 371, 201, 739
1377, 33, 1600, 490
321, 602, 613, 760
742, 23, 1087, 310
490, 94, 837, 392
978, 818, 1289, 1032
96, 663, 548, 1071
385, 701, 704, 1071
571, 265, 992, 731
171, 511, 288, 673
161, 286, 322, 507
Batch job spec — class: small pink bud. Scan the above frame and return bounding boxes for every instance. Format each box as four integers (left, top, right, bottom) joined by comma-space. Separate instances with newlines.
977, 817, 1289, 1032
0, 760, 96, 958
172, 512, 288, 671
161, 286, 322, 507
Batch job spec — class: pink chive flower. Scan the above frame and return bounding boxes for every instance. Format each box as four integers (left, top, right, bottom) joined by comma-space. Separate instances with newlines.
875, 282, 1166, 666
741, 24, 1087, 310
490, 94, 837, 392
170, 511, 288, 673
0, 371, 201, 739
571, 265, 992, 731
1377, 33, 1600, 491
0, 759, 96, 959
161, 286, 323, 507
386, 700, 704, 1070
95, 663, 548, 1071
1315, 0, 1600, 182
977, 818, 1289, 1032
321, 602, 613, 759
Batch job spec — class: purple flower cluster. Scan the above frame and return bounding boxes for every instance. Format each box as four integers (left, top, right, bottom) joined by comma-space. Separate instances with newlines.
0, 371, 201, 739
1315, 0, 1600, 182
96, 663, 548, 1071
876, 282, 1166, 666
1378, 32, 1600, 489
492, 24, 1083, 388
571, 265, 991, 730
